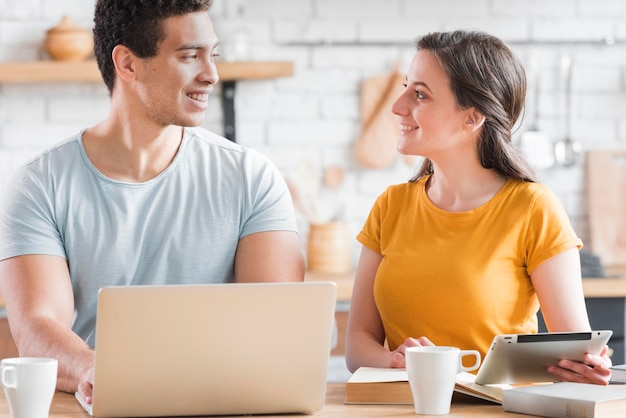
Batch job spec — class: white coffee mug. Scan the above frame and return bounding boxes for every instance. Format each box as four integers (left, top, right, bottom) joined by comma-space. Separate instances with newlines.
406, 346, 481, 415
1, 357, 58, 418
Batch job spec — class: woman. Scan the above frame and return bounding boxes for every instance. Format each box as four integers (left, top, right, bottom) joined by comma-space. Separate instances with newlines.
345, 30, 612, 385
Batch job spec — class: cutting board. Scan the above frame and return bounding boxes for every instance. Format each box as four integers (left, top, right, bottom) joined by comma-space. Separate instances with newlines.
586, 150, 626, 267
354, 70, 405, 169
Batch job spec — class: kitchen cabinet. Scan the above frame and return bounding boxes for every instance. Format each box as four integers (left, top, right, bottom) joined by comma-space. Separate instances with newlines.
588, 299, 625, 364
305, 272, 351, 356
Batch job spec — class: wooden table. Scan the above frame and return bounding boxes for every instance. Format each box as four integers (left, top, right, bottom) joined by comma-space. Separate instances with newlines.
0, 384, 532, 417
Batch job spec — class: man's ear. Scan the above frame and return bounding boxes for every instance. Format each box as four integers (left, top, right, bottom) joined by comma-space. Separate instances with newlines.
465, 108, 486, 132
111, 45, 137, 83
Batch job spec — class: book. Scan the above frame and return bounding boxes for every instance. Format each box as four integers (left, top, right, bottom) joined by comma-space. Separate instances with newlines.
344, 367, 509, 405
610, 364, 626, 384
502, 382, 626, 418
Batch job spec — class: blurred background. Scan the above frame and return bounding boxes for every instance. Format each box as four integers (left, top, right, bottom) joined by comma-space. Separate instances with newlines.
2, 0, 626, 381
2, 0, 626, 264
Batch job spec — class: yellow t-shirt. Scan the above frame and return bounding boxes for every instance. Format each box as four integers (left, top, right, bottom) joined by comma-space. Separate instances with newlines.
357, 176, 583, 359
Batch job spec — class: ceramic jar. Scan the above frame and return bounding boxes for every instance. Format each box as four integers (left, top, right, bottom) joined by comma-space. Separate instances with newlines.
43, 15, 93, 62
306, 221, 352, 274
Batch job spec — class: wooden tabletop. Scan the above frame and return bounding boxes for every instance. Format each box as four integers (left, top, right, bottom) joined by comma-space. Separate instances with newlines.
0, 384, 531, 417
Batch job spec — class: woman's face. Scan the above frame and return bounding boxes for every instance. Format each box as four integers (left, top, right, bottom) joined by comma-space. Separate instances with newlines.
391, 49, 477, 159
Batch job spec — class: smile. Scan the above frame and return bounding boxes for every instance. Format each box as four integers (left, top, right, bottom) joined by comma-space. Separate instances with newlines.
400, 125, 418, 131
187, 93, 209, 102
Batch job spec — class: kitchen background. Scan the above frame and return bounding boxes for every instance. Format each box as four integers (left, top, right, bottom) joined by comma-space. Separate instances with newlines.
2, 0, 626, 261
1, 0, 626, 379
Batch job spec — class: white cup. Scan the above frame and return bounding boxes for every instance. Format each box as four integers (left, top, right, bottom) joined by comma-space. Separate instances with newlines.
1, 357, 58, 418
406, 346, 481, 415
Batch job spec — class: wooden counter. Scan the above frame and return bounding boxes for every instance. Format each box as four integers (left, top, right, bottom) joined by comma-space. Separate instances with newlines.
306, 267, 626, 361
0, 384, 531, 417
306, 268, 626, 302
304, 271, 354, 302
1, 270, 624, 361
582, 266, 626, 297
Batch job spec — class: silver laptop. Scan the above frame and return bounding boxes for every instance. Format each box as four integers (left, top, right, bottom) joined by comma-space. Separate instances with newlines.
75, 281, 337, 417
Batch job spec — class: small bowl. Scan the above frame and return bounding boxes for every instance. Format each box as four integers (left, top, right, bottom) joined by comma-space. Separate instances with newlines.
43, 15, 93, 62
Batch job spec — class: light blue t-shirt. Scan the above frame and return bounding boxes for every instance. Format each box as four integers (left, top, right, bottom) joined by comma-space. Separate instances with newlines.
0, 127, 298, 347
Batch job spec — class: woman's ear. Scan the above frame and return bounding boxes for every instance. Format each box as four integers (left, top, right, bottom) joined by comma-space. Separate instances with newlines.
111, 45, 137, 83
465, 108, 486, 132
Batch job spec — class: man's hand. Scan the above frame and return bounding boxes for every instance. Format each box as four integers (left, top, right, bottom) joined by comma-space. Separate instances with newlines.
77, 367, 95, 404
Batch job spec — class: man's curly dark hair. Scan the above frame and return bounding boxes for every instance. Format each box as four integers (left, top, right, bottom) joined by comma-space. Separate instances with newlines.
93, 0, 213, 95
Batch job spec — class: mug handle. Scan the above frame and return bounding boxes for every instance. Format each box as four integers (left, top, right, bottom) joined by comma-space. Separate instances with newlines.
1, 366, 17, 389
458, 350, 481, 372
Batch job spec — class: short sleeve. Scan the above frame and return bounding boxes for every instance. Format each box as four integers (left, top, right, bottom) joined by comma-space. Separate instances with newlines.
0, 164, 66, 262
356, 189, 388, 254
239, 148, 298, 238
525, 185, 583, 274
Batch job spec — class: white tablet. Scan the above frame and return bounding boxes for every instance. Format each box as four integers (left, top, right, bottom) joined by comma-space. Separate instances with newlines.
474, 330, 613, 385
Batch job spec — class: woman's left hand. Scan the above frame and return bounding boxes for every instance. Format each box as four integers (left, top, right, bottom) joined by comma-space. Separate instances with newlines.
547, 345, 612, 385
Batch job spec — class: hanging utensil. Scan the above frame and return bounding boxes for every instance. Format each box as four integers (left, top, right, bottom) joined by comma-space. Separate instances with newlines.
321, 165, 346, 222
519, 55, 555, 170
554, 54, 582, 168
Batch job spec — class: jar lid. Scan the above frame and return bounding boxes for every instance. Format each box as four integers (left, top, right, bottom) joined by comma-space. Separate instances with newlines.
46, 15, 90, 35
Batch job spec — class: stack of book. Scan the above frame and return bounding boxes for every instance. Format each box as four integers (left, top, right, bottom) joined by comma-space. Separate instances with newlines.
345, 366, 626, 418
502, 381, 626, 417
610, 364, 626, 384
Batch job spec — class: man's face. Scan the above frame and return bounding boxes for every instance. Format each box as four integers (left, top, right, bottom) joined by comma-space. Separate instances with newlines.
134, 11, 220, 128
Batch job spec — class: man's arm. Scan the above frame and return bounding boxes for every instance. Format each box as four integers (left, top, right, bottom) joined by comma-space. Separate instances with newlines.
0, 255, 95, 393
234, 231, 304, 282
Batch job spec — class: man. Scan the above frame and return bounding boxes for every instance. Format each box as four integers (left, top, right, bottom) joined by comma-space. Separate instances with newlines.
0, 0, 304, 403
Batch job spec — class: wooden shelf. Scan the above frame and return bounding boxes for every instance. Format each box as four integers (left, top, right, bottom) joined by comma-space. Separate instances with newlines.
0, 60, 294, 83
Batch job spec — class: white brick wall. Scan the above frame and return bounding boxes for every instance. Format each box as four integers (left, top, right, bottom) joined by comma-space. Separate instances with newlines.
2, 0, 626, 266
316, 0, 402, 19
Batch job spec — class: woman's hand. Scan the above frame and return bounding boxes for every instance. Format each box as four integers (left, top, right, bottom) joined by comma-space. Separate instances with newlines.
547, 345, 612, 385
389, 336, 435, 368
